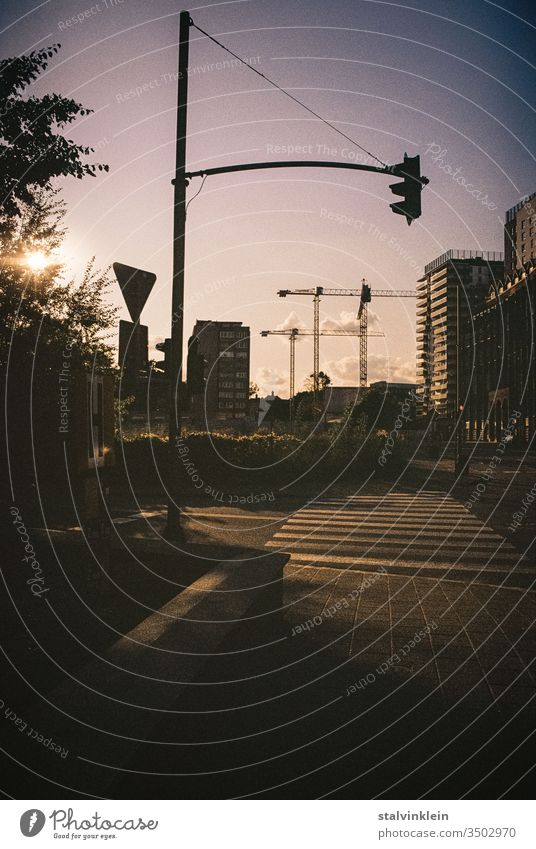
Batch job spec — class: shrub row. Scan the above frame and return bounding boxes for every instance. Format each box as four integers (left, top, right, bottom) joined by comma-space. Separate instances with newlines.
111, 428, 401, 491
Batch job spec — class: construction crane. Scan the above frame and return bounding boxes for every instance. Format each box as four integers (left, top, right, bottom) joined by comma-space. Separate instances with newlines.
278, 282, 416, 391
260, 327, 384, 425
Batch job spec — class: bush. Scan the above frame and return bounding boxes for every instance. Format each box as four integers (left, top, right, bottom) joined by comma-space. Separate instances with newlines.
112, 426, 395, 493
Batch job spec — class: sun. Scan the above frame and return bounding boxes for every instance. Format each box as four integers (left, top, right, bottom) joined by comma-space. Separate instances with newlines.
24, 251, 50, 271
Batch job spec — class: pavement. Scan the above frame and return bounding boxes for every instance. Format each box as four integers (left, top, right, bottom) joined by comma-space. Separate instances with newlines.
2, 474, 535, 799
265, 489, 535, 711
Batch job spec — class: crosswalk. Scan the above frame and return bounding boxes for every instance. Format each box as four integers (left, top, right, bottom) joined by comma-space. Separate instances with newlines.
266, 490, 531, 583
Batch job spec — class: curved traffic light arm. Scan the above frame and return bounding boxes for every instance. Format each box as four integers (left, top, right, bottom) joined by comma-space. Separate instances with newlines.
183, 157, 429, 223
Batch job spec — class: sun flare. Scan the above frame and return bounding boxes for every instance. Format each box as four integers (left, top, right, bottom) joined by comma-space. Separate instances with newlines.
24, 250, 50, 271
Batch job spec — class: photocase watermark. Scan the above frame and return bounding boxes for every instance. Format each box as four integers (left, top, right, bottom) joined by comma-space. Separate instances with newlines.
291, 567, 387, 636
508, 482, 536, 533
50, 808, 158, 833
320, 207, 364, 230
58, 0, 125, 30
58, 339, 74, 433
367, 222, 421, 272
9, 506, 49, 597
265, 142, 380, 167
423, 143, 497, 211
378, 389, 419, 466
20, 809, 46, 837
1, 699, 68, 759
205, 485, 275, 506
464, 410, 521, 510
171, 276, 239, 327
345, 621, 438, 695
116, 57, 261, 103
176, 437, 275, 504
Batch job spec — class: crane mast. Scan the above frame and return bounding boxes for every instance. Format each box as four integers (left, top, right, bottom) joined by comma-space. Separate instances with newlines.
278, 283, 416, 392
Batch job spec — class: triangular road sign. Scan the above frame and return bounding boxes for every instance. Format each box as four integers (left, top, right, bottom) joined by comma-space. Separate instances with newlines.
113, 262, 156, 323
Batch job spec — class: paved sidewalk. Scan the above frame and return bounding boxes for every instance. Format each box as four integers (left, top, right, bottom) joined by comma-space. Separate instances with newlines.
268, 489, 536, 713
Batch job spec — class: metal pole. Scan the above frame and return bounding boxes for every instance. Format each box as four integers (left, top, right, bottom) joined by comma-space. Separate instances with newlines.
166, 9, 191, 539
289, 330, 296, 430
313, 292, 320, 408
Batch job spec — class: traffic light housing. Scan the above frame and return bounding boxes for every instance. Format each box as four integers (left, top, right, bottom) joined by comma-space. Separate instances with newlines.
389, 154, 428, 225
155, 338, 171, 375
186, 336, 206, 397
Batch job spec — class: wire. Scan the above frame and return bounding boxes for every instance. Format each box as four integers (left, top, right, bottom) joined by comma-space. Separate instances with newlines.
190, 20, 388, 169
185, 173, 207, 215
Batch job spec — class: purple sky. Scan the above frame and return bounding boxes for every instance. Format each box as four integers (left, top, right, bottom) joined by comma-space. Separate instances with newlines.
2, 0, 535, 394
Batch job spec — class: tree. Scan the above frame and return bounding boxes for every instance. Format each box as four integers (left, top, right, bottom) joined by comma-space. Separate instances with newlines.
249, 381, 259, 397
0, 46, 114, 506
303, 371, 331, 392
354, 386, 400, 431
0, 45, 108, 225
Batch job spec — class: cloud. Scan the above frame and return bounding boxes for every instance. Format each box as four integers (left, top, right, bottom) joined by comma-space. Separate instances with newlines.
320, 309, 380, 332
256, 366, 288, 396
274, 311, 308, 341
323, 353, 416, 385
276, 310, 307, 331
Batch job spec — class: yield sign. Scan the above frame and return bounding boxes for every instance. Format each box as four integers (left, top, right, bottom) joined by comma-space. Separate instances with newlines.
113, 262, 156, 323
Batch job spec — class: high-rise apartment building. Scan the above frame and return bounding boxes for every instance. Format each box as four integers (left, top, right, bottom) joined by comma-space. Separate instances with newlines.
504, 191, 536, 276
416, 250, 503, 419
190, 320, 250, 422
462, 261, 535, 443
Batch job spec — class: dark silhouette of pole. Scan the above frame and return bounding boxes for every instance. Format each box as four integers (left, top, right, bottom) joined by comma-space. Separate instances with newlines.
166, 9, 191, 539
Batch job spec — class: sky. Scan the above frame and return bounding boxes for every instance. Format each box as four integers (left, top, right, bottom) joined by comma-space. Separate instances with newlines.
1, 0, 535, 395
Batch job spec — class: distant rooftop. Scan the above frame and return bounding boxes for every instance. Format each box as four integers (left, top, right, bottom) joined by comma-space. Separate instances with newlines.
505, 191, 536, 222
424, 249, 503, 275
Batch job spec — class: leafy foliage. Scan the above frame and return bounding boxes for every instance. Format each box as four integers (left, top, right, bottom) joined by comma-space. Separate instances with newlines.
303, 370, 331, 391
0, 45, 109, 223
0, 44, 114, 502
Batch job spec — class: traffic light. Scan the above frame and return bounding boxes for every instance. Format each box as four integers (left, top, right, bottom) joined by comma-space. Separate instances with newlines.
186, 336, 206, 396
389, 154, 429, 225
155, 338, 171, 375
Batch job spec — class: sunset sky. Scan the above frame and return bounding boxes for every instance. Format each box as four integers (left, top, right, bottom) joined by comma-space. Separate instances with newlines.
2, 0, 535, 395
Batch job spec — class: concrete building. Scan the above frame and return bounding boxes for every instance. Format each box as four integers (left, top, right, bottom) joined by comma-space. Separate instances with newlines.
190, 320, 250, 423
370, 381, 418, 414
462, 261, 535, 443
324, 386, 362, 416
416, 249, 504, 420
504, 192, 536, 277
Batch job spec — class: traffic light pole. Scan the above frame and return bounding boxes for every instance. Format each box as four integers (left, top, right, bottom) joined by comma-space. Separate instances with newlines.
185, 160, 394, 180
162, 17, 427, 533
166, 9, 191, 540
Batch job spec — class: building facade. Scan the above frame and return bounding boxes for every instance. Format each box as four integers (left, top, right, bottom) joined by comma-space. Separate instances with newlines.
462, 261, 535, 443
190, 320, 250, 423
416, 249, 504, 420
504, 192, 536, 277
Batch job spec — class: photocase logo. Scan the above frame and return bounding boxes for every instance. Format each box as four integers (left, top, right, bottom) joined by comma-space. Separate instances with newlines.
20, 810, 46, 837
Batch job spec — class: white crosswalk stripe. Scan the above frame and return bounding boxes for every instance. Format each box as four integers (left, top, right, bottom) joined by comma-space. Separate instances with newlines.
265, 490, 530, 579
